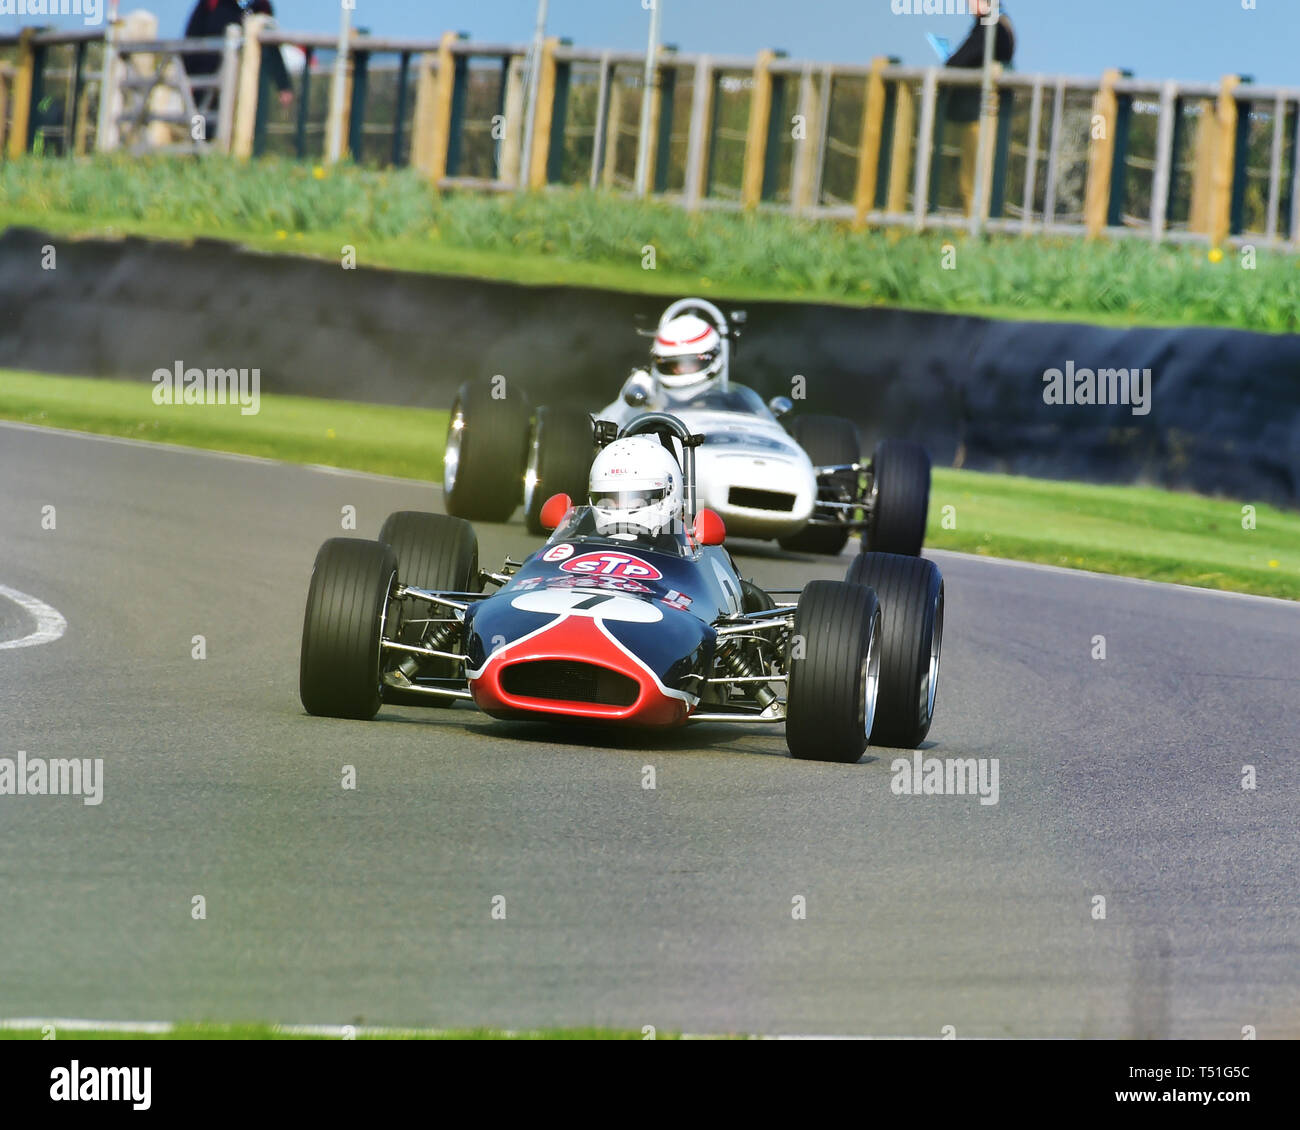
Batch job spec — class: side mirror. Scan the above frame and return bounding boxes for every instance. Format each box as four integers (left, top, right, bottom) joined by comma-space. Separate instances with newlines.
539, 493, 573, 532
768, 396, 793, 419
692, 508, 726, 546
622, 371, 656, 407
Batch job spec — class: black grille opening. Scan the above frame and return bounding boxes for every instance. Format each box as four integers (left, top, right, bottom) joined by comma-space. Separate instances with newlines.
501, 661, 640, 707
728, 487, 797, 512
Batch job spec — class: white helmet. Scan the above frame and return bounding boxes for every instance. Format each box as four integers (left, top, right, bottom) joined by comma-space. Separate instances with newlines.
650, 314, 723, 390
588, 436, 683, 538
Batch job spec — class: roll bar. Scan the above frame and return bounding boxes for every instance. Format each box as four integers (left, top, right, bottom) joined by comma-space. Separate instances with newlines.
619, 413, 705, 520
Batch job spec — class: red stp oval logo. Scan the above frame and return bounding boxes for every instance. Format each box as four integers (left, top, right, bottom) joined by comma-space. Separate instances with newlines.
558, 551, 663, 581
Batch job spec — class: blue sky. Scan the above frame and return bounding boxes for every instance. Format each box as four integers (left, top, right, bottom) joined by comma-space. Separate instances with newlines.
6, 1, 1297, 87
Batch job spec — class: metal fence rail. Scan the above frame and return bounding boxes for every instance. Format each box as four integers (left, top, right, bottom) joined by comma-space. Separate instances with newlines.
2, 21, 1297, 251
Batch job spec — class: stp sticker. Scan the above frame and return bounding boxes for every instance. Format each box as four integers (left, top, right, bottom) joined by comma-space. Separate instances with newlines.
541, 542, 575, 562
559, 551, 664, 581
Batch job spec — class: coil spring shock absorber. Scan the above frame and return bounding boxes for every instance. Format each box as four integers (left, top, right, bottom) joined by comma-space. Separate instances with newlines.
716, 638, 776, 709
422, 616, 460, 653
395, 610, 460, 681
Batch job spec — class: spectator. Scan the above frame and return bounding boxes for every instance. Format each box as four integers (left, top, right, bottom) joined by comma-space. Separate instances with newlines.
945, 0, 1016, 217
182, 0, 245, 82
247, 0, 295, 108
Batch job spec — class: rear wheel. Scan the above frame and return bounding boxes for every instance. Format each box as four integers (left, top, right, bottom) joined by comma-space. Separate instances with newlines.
864, 440, 930, 556
523, 407, 596, 535
845, 552, 943, 748
299, 538, 396, 720
379, 511, 478, 706
443, 378, 531, 522
785, 579, 881, 763
779, 415, 861, 556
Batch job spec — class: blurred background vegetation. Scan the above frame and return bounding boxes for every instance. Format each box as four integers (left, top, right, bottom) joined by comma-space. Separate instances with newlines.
3, 153, 1298, 332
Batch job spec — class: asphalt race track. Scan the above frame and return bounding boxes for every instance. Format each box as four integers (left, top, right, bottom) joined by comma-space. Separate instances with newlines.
2, 421, 1297, 1038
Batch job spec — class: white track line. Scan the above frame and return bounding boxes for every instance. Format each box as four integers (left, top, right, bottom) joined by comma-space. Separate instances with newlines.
0, 419, 441, 489
0, 584, 68, 650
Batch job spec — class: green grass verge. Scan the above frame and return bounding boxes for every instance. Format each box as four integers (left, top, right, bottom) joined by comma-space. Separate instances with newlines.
0, 1023, 674, 1040
928, 469, 1297, 599
3, 155, 1299, 332
2, 369, 1295, 600
0, 368, 445, 482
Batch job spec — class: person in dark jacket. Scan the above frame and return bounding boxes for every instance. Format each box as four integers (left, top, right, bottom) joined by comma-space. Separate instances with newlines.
182, 0, 245, 80
945, 1, 1017, 217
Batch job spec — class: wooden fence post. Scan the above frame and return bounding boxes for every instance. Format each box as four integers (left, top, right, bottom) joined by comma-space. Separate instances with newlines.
231, 14, 267, 158
7, 29, 36, 158
886, 76, 915, 214
527, 37, 559, 189
852, 56, 890, 230
1209, 75, 1241, 249
740, 49, 775, 209
1085, 67, 1120, 238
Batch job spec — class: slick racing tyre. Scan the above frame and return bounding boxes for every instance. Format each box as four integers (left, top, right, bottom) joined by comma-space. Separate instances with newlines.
779, 414, 862, 556
299, 538, 397, 720
523, 406, 596, 535
785, 579, 882, 764
379, 511, 478, 706
845, 551, 943, 748
863, 439, 930, 557
443, 378, 531, 522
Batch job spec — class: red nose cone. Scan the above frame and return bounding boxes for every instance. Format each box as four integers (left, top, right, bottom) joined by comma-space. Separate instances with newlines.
470, 614, 692, 727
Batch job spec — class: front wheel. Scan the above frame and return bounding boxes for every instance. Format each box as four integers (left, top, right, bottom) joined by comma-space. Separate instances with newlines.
785, 579, 882, 763
378, 510, 478, 697
443, 378, 531, 522
299, 538, 397, 720
864, 440, 930, 556
845, 552, 943, 748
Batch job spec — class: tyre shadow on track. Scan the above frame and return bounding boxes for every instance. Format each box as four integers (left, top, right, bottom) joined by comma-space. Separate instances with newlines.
296, 707, 920, 763
374, 705, 887, 764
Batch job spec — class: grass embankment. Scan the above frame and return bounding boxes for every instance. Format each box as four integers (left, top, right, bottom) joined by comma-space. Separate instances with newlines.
2, 156, 1298, 332
0, 368, 441, 481
2, 370, 1295, 600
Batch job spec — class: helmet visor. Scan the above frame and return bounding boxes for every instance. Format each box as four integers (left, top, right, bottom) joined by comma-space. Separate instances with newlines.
591, 486, 669, 512
653, 352, 715, 379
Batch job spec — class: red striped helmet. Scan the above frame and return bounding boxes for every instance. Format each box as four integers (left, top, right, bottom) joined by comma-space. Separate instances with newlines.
650, 315, 723, 390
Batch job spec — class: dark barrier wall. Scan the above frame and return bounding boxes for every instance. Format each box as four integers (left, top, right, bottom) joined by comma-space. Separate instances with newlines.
1, 226, 1296, 504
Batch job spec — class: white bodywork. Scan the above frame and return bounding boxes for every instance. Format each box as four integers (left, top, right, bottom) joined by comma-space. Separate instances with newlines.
599, 381, 818, 539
